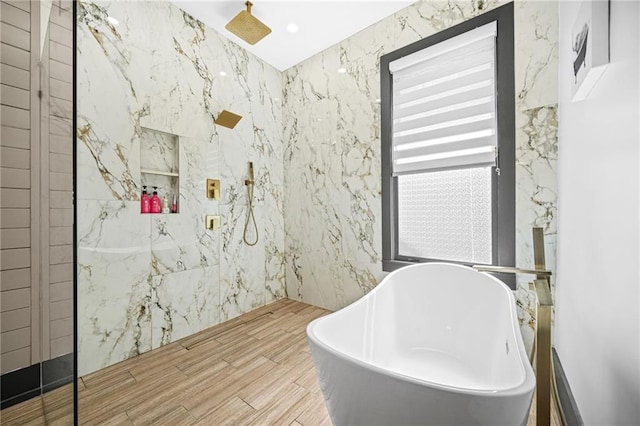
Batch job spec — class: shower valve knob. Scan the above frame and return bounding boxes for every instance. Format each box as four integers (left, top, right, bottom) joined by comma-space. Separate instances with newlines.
207, 179, 220, 199
205, 215, 221, 231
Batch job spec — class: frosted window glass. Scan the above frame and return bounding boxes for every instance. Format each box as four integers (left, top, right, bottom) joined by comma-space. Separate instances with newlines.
397, 167, 492, 264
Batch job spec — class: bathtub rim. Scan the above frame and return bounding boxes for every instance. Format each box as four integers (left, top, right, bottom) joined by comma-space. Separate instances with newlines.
306, 262, 536, 398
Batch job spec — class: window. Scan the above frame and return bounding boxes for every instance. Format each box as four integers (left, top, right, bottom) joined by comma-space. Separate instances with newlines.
381, 3, 515, 279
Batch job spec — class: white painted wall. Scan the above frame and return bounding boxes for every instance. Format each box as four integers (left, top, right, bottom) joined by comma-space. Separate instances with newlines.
556, 1, 640, 424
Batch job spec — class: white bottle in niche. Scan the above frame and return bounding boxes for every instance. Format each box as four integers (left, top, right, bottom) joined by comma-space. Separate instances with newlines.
162, 193, 170, 214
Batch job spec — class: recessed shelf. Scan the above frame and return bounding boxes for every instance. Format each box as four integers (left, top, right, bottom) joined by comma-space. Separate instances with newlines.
141, 169, 179, 177
140, 127, 180, 213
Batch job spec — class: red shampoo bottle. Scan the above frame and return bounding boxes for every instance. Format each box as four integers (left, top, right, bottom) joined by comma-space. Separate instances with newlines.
150, 187, 161, 213
141, 186, 151, 213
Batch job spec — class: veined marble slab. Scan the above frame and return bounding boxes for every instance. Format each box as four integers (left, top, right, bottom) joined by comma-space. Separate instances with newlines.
77, 0, 284, 375
282, 0, 558, 342
78, 0, 557, 374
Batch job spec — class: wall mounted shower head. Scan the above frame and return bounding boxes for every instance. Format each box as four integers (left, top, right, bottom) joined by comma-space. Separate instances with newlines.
225, 1, 272, 45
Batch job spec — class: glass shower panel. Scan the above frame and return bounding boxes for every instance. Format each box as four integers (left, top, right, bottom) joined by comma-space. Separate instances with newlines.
39, 0, 75, 423
0, 0, 75, 422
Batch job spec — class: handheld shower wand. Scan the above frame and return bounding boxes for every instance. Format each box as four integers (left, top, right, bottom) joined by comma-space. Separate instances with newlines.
245, 162, 255, 186
243, 162, 258, 246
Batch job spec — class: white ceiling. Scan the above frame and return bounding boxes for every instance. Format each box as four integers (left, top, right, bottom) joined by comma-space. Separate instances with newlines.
171, 1, 415, 71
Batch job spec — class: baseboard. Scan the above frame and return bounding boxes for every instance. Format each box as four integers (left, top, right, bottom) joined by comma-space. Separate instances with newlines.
0, 363, 41, 409
1, 353, 74, 410
553, 348, 584, 426
42, 354, 74, 393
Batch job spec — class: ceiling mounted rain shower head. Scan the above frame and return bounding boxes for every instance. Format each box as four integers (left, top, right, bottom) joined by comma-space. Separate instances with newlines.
225, 1, 272, 45
214, 110, 243, 129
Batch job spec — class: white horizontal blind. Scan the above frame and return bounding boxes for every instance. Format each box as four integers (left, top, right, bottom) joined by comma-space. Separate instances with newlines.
390, 22, 498, 176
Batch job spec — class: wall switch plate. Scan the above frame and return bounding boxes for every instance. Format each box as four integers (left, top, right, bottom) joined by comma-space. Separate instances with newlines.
205, 215, 221, 230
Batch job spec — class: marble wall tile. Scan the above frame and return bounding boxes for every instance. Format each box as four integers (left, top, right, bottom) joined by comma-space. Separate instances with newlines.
150, 135, 219, 276
515, 105, 558, 272
150, 266, 220, 348
140, 130, 179, 174
282, 0, 559, 338
78, 0, 283, 375
77, 1, 149, 202
77, 200, 152, 375
217, 33, 285, 320
78, 0, 557, 375
514, 0, 559, 110
512, 1, 558, 349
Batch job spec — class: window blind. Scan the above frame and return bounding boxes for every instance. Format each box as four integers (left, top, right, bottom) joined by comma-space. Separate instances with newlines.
389, 22, 498, 176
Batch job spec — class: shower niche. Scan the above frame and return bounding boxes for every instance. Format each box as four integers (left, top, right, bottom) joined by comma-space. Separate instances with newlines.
140, 127, 180, 213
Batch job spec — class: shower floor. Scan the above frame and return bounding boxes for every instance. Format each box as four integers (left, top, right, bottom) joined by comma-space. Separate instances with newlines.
1, 298, 560, 425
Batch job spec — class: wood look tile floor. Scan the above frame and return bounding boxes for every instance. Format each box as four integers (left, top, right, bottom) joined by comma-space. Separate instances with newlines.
1, 298, 560, 425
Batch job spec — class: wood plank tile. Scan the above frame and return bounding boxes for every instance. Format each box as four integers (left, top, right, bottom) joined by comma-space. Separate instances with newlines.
0, 299, 558, 425
178, 317, 245, 349
147, 406, 194, 426
182, 356, 278, 419
0, 394, 45, 426
295, 390, 332, 426
41, 384, 74, 426
81, 370, 136, 394
243, 383, 310, 426
125, 360, 229, 424
238, 359, 308, 411
80, 411, 133, 426
294, 364, 323, 394
80, 369, 188, 425
83, 341, 185, 385
226, 329, 294, 367
173, 339, 225, 375
265, 333, 309, 364
191, 396, 254, 426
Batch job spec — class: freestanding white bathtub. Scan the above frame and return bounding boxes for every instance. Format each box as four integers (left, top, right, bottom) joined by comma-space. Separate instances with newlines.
307, 262, 535, 426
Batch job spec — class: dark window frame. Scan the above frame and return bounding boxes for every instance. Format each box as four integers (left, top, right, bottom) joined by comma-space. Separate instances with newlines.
380, 3, 516, 287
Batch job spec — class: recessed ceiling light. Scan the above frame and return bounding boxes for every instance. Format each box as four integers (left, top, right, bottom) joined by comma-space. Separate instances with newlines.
219, 71, 227, 77
337, 67, 347, 74
286, 22, 298, 33
106, 16, 119, 26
